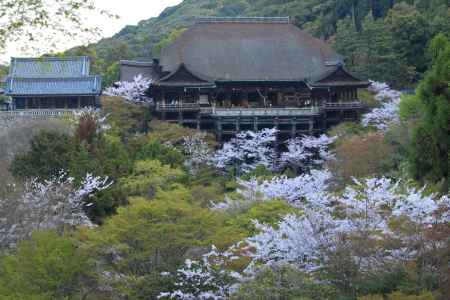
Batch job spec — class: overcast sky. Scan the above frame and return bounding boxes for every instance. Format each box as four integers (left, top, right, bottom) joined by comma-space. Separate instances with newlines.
2, 0, 182, 63
94, 0, 182, 38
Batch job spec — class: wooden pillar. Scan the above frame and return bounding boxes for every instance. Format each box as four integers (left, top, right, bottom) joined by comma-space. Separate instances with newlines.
253, 117, 258, 131
77, 97, 81, 108
178, 111, 183, 125
25, 98, 29, 109
291, 118, 297, 138
216, 117, 223, 142
236, 117, 240, 132
196, 115, 201, 130
308, 119, 314, 135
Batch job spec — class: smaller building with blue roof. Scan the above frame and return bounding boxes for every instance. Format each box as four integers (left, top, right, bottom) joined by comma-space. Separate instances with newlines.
5, 56, 101, 109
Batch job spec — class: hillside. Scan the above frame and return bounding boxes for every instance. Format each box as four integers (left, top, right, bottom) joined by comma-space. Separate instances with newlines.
70, 0, 449, 87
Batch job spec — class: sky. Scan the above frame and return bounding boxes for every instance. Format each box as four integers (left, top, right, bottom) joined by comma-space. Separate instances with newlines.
94, 0, 183, 39
1, 0, 183, 63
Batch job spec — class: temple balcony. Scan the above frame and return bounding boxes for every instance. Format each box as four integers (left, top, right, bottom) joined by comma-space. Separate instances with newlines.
324, 101, 363, 109
205, 106, 321, 117
155, 103, 201, 112
0, 109, 76, 120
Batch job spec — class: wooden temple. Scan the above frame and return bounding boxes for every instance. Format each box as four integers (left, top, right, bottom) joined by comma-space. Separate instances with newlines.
120, 17, 370, 141
5, 56, 102, 110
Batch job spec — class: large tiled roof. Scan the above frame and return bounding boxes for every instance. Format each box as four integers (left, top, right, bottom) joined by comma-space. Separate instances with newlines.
159, 18, 344, 83
119, 60, 161, 82
5, 76, 102, 96
10, 57, 90, 78
5, 56, 102, 96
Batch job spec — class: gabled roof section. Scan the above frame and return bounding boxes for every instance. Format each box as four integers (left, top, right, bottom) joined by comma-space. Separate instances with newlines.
159, 18, 345, 83
155, 63, 214, 87
9, 56, 90, 78
309, 65, 370, 87
5, 76, 102, 96
119, 60, 162, 82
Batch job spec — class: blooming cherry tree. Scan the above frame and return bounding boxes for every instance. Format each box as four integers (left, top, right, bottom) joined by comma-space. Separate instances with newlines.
212, 128, 278, 174
280, 134, 336, 173
362, 81, 402, 131
158, 246, 242, 300
183, 133, 213, 173
104, 74, 152, 104
0, 172, 112, 249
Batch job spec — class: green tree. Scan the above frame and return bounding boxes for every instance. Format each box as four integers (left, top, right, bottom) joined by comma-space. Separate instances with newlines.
409, 33, 450, 191
10, 130, 76, 181
0, 231, 90, 299
120, 160, 186, 197
86, 189, 243, 299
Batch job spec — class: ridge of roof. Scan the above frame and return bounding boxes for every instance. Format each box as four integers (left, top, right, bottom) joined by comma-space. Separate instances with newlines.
120, 60, 154, 67
195, 16, 290, 24
11, 56, 90, 62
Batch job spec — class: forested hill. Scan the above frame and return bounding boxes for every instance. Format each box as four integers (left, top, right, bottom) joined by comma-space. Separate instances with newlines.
75, 0, 449, 88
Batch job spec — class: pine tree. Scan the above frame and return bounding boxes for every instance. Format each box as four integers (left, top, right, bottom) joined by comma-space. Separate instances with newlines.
409, 33, 450, 192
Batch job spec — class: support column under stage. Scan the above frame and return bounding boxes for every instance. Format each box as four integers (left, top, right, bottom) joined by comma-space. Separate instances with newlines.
216, 117, 223, 142
291, 117, 297, 138
308, 119, 314, 135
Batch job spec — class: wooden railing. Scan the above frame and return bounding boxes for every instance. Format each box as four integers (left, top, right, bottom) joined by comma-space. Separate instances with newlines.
155, 101, 364, 114
209, 107, 321, 117
0, 109, 77, 120
155, 103, 200, 112
324, 101, 363, 109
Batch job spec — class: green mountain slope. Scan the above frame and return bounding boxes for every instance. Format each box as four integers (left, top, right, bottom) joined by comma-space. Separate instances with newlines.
76, 0, 449, 87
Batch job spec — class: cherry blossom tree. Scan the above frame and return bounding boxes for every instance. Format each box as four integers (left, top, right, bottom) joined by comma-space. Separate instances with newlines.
212, 128, 278, 174
182, 133, 213, 174
72, 107, 111, 134
104, 75, 152, 104
0, 172, 111, 249
245, 177, 450, 276
158, 246, 242, 300
280, 134, 336, 173
362, 81, 402, 131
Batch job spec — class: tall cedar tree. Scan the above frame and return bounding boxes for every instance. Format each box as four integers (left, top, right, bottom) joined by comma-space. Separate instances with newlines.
409, 33, 450, 192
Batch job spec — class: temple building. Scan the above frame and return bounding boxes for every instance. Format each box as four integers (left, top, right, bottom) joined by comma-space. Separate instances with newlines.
5, 56, 102, 110
121, 17, 370, 140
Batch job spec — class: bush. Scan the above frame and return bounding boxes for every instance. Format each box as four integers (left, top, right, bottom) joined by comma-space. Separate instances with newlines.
10, 130, 76, 181
0, 231, 90, 299
329, 132, 393, 185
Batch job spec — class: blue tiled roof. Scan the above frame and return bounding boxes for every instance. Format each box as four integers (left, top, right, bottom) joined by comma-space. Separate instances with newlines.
5, 76, 102, 96
10, 57, 90, 78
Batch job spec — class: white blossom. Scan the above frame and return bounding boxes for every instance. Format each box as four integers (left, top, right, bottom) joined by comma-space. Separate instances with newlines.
0, 172, 112, 249
183, 133, 212, 173
158, 246, 242, 300
72, 107, 111, 133
280, 135, 336, 172
246, 211, 345, 274
245, 176, 449, 275
362, 80, 402, 131
104, 74, 152, 104
212, 128, 278, 174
